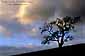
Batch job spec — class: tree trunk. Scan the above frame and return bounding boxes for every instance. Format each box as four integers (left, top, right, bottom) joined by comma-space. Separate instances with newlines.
58, 30, 64, 48
59, 43, 63, 48
57, 40, 63, 48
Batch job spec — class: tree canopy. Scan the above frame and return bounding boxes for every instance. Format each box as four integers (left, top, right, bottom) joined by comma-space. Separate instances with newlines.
39, 16, 81, 47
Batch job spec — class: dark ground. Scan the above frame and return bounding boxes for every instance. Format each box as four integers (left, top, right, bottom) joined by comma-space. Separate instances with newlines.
13, 44, 85, 56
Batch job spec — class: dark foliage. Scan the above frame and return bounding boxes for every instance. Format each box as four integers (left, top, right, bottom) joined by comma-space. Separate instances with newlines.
40, 16, 81, 47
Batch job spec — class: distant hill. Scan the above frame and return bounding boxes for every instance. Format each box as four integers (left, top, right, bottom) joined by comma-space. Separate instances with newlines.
0, 46, 35, 56
0, 45, 57, 56
13, 44, 85, 56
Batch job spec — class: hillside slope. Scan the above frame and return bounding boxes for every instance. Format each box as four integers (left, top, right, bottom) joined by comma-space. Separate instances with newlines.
13, 44, 85, 56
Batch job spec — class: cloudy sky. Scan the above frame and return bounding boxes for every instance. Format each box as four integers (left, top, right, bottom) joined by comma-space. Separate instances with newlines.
0, 0, 85, 50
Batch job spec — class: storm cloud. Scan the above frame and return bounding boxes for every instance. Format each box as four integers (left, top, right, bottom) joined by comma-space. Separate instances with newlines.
0, 0, 85, 37
0, 0, 85, 46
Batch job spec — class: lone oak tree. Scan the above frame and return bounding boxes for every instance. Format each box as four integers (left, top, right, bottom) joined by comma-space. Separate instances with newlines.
39, 16, 80, 48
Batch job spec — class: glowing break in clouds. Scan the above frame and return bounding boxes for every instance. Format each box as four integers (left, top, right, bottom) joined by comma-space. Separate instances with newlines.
16, 0, 40, 25
16, 2, 32, 25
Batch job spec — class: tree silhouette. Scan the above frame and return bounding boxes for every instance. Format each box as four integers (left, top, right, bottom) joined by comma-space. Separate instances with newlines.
39, 16, 81, 48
